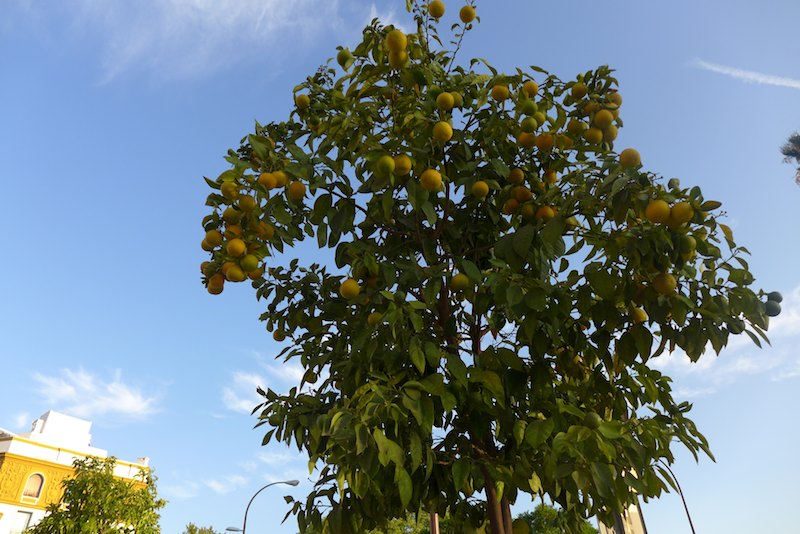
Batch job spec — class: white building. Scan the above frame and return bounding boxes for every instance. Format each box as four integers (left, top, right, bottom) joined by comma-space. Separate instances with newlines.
0, 411, 149, 534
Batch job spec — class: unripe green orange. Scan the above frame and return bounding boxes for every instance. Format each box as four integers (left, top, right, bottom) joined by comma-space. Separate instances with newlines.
450, 273, 470, 292
520, 117, 538, 133
295, 93, 310, 109
367, 312, 383, 326
376, 155, 396, 177
240, 254, 259, 272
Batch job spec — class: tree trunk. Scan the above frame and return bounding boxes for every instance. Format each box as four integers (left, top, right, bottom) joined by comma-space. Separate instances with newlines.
501, 496, 513, 533
481, 465, 505, 534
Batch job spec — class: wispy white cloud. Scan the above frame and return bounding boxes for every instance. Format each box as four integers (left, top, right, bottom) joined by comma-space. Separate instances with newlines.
221, 371, 265, 414
32, 368, 159, 419
204, 474, 249, 495
651, 285, 800, 395
161, 481, 201, 500
13, 412, 30, 430
693, 58, 800, 90
19, 0, 346, 82
367, 3, 408, 33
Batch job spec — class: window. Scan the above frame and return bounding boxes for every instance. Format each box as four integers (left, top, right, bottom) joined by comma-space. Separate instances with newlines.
10, 510, 32, 533
22, 473, 44, 499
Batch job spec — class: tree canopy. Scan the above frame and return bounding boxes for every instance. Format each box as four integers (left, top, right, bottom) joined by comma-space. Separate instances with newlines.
197, 2, 777, 533
182, 524, 221, 534
28, 456, 165, 534
516, 503, 597, 534
780, 132, 800, 184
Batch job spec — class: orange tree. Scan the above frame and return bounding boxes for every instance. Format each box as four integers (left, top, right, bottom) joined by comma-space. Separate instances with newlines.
198, 2, 779, 533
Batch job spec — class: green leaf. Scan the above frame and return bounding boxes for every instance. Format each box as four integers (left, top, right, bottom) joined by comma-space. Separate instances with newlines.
512, 224, 536, 258
524, 419, 554, 448
395, 466, 413, 507
597, 421, 623, 439
452, 458, 470, 490
462, 259, 481, 281
409, 336, 425, 372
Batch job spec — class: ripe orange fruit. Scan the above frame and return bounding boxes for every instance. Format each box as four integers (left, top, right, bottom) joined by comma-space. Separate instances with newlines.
508, 168, 525, 185
238, 195, 256, 211
450, 273, 470, 292
205, 230, 223, 247
502, 198, 519, 214
670, 202, 694, 225
520, 203, 535, 220
619, 148, 641, 169
376, 155, 396, 177
420, 169, 443, 191
220, 181, 239, 200
490, 84, 510, 102
436, 91, 455, 111
340, 278, 361, 299
240, 254, 259, 272
428, 0, 445, 18
225, 225, 241, 239
603, 125, 618, 142
247, 268, 263, 280
592, 109, 614, 130
514, 186, 532, 202
432, 121, 453, 142
543, 169, 557, 184
287, 181, 306, 201
227, 238, 247, 257
631, 308, 648, 324
225, 265, 246, 282
583, 128, 603, 144
201, 239, 213, 251
388, 50, 408, 69
450, 91, 463, 108
535, 133, 554, 152
609, 92, 623, 106
517, 132, 536, 148
258, 172, 277, 189
535, 206, 555, 221
472, 180, 489, 199
272, 170, 288, 187
571, 83, 588, 99
523, 80, 538, 96
255, 221, 275, 239
273, 329, 286, 342
652, 272, 677, 295
222, 207, 242, 224
385, 29, 407, 52
295, 94, 311, 109
207, 274, 225, 294
393, 154, 412, 176
645, 200, 671, 224
459, 5, 476, 23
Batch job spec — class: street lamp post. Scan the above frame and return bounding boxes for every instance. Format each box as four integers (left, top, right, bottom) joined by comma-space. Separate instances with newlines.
226, 479, 300, 534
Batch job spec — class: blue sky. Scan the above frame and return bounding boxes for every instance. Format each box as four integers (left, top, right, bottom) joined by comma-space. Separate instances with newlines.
1, 1, 799, 532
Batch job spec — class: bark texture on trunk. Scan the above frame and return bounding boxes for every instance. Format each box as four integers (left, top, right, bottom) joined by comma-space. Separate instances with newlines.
501, 496, 513, 533
481, 465, 505, 534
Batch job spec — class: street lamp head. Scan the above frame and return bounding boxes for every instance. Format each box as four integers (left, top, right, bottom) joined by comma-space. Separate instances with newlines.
225, 528, 243, 532
286, 479, 300, 486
